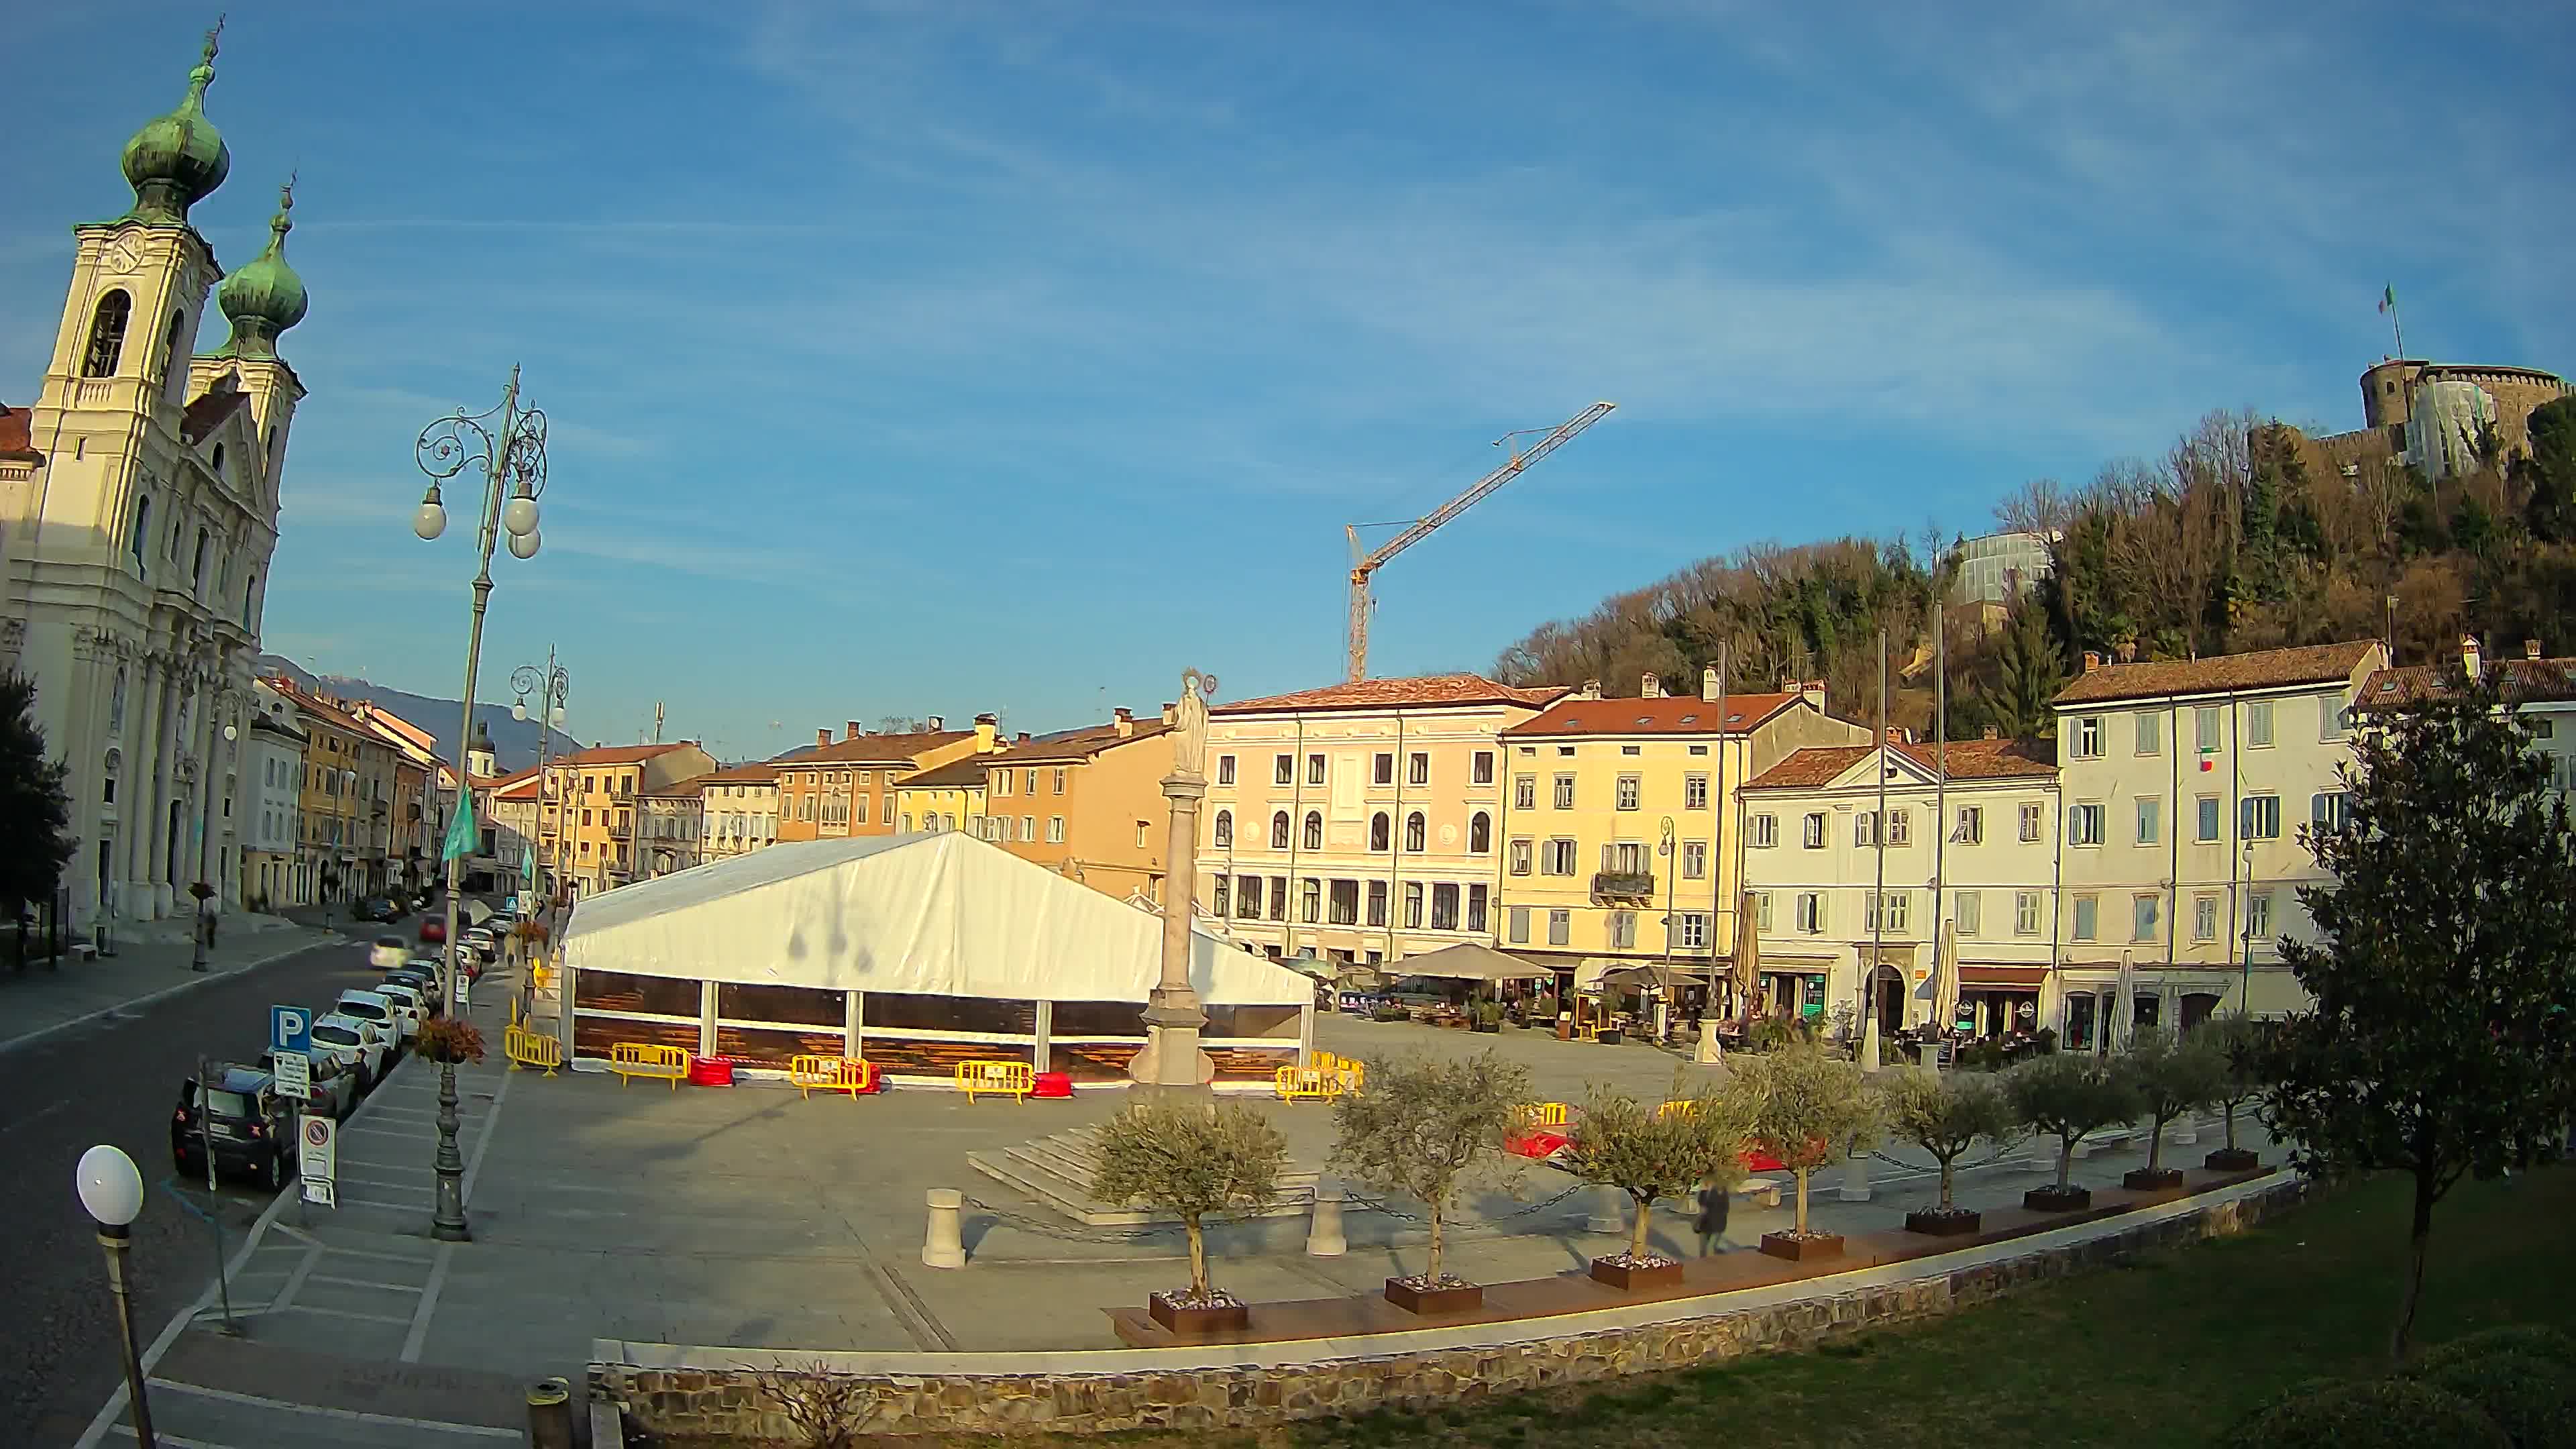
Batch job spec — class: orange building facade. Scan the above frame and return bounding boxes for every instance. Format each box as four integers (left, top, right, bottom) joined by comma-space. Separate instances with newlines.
973, 707, 1175, 902
539, 741, 715, 899
773, 717, 994, 843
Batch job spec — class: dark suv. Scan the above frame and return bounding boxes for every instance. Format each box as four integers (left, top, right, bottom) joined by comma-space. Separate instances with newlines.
171, 1065, 296, 1190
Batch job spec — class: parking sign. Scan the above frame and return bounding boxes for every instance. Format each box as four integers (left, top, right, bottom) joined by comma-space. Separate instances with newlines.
300, 1116, 336, 1208
272, 1005, 311, 1057
274, 1051, 311, 1102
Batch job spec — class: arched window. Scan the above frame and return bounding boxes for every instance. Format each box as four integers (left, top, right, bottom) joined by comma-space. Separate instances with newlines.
1469, 811, 1492, 854
160, 309, 185, 383
1270, 811, 1290, 850
1303, 810, 1324, 850
244, 570, 258, 623
193, 528, 209, 588
127, 495, 151, 574
1369, 812, 1389, 851
84, 290, 131, 377
210, 442, 225, 476
1405, 811, 1426, 852
1213, 810, 1232, 849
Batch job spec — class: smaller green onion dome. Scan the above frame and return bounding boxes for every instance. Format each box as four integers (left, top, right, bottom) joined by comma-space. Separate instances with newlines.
215, 181, 307, 359
120, 23, 231, 225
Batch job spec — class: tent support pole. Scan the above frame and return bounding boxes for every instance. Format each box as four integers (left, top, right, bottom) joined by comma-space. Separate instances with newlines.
698, 980, 717, 1059
1032, 1000, 1052, 1075
846, 990, 863, 1062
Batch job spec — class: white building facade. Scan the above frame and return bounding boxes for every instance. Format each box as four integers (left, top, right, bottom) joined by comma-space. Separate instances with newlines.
0, 31, 308, 926
1739, 737, 2061, 1039
241, 681, 305, 909
2050, 640, 2389, 1039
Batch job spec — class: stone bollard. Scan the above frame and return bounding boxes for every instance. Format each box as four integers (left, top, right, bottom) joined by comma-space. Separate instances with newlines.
525, 1377, 574, 1449
922, 1188, 966, 1269
1585, 1185, 1627, 1234
2171, 1116, 2198, 1146
1305, 1185, 1347, 1257
1837, 1149, 1873, 1203
1695, 1019, 1723, 1064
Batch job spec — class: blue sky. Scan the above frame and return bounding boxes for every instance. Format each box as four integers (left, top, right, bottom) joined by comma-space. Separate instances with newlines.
5, 1, 2569, 759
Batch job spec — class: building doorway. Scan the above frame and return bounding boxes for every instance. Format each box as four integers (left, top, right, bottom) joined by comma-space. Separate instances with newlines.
1872, 964, 1905, 1036
2180, 991, 2222, 1031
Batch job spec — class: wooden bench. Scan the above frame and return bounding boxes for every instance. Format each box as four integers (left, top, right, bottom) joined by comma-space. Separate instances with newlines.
608, 1041, 691, 1089
1274, 1065, 1340, 1102
790, 1054, 879, 1099
956, 1059, 1035, 1102
504, 1024, 563, 1076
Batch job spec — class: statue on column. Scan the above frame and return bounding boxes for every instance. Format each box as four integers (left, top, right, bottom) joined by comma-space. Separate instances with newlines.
1171, 668, 1216, 781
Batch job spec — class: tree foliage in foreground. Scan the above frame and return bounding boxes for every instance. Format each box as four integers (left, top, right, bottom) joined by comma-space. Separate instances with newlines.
1328, 1050, 1530, 1287
0, 672, 74, 925
1727, 1042, 1878, 1236
2124, 1026, 2229, 1174
2006, 1052, 2143, 1192
1882, 1069, 2023, 1213
2261, 669, 2576, 1361
1091, 1098, 1288, 1304
1563, 1071, 1762, 1263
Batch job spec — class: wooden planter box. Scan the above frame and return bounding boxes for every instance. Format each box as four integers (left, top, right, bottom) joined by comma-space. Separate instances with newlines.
1588, 1256, 1684, 1291
1758, 1231, 1843, 1262
1383, 1278, 1483, 1315
1147, 1292, 1248, 1336
2204, 1147, 2261, 1172
2023, 1185, 2092, 1212
1904, 1208, 1982, 1237
1597, 1030, 1625, 1044
2123, 1167, 2186, 1191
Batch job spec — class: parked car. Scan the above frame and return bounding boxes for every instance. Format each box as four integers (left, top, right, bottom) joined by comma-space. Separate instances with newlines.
372, 981, 430, 1039
310, 1012, 392, 1088
257, 1048, 358, 1120
368, 934, 410, 971
172, 1065, 295, 1189
354, 896, 404, 922
332, 989, 404, 1053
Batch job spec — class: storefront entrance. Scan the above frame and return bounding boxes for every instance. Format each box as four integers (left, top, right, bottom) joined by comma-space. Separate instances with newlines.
1872, 964, 1907, 1036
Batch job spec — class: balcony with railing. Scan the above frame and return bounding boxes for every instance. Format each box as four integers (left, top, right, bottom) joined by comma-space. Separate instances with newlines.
608, 822, 633, 840
1590, 870, 1656, 904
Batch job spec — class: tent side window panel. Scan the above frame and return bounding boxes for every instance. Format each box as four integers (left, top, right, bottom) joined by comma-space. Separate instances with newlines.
716, 982, 845, 1028
1203, 1004, 1302, 1040
574, 1015, 699, 1059
1205, 1044, 1298, 1082
861, 1036, 1034, 1077
714, 1024, 847, 1067
1050, 1000, 1145, 1037
863, 992, 1037, 1037
574, 969, 704, 1018
1049, 1042, 1143, 1081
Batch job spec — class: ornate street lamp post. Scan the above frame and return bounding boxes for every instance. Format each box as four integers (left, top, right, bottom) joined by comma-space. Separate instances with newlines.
413, 366, 548, 1242
511, 651, 570, 915
77, 1144, 155, 1448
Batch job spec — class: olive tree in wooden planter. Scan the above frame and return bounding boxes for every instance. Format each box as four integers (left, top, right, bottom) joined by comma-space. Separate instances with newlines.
2006, 1051, 2143, 1212
1563, 1071, 1762, 1289
2198, 1014, 2270, 1171
1328, 1049, 1532, 1313
1729, 1041, 1878, 1260
2121, 1026, 2229, 1190
1089, 1098, 1289, 1335
1884, 1069, 2025, 1235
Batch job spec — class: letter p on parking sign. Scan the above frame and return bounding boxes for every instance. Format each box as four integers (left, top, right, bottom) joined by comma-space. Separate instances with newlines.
272, 1004, 311, 1057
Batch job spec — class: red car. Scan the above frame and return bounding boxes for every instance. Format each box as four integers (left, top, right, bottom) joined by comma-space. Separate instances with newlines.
419, 918, 445, 945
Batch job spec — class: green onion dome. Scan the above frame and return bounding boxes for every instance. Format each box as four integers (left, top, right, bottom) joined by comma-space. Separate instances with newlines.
215, 182, 307, 358
120, 27, 230, 225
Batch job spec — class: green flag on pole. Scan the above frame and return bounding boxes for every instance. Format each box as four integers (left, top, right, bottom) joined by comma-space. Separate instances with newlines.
441, 791, 478, 863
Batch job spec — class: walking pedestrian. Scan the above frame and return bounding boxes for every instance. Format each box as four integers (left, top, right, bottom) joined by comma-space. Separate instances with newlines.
1694, 1175, 1730, 1256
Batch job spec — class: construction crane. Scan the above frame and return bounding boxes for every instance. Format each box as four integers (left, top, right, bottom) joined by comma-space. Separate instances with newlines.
1344, 400, 1615, 682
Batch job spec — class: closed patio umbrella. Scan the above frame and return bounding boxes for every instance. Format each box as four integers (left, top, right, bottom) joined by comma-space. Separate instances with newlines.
1732, 888, 1760, 1016
1932, 916, 1962, 1036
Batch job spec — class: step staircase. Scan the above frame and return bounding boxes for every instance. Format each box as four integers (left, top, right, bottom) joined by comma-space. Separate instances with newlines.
967, 1124, 1322, 1226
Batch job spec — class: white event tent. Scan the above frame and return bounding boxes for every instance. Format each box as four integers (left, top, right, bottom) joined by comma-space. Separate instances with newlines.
558, 833, 1315, 1085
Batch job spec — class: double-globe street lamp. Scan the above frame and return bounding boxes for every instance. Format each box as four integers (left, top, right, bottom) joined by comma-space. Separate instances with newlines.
77, 1144, 156, 1448
412, 365, 549, 1243
511, 653, 570, 918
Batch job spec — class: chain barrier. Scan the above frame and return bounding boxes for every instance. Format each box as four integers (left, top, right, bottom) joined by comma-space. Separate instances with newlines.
1344, 1182, 1589, 1229
962, 1181, 1592, 1244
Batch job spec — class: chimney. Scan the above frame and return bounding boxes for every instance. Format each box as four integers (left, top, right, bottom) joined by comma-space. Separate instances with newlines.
1799, 680, 1826, 710
847, 720, 863, 741
1982, 726, 2000, 741
1701, 665, 1719, 702
1113, 706, 1134, 738
1016, 732, 1030, 745
816, 728, 831, 747
1578, 678, 1602, 700
2526, 639, 2542, 661
2114, 639, 2138, 663
1640, 672, 1662, 699
1886, 727, 1907, 745
925, 715, 943, 731
2082, 651, 2102, 673
2461, 634, 2482, 682
973, 712, 999, 752
1160, 701, 1177, 727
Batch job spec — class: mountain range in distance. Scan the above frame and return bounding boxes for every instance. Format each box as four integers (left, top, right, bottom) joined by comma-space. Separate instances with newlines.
256, 654, 582, 775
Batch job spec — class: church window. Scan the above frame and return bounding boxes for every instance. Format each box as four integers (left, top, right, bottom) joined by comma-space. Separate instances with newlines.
129, 496, 151, 575
245, 571, 258, 623
109, 667, 127, 733
160, 309, 185, 383
84, 290, 131, 377
211, 443, 225, 477
193, 528, 209, 588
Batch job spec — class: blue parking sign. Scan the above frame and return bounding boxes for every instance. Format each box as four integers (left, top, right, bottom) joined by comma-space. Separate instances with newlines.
272, 1004, 312, 1056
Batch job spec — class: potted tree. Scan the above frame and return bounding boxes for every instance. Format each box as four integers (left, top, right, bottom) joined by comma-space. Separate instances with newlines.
2006, 1052, 2142, 1212
1884, 1069, 2023, 1236
2199, 1014, 2268, 1172
1089, 1099, 1288, 1335
1329, 1049, 1532, 1313
1729, 1040, 1878, 1260
1563, 1073, 1762, 1289
1470, 999, 1505, 1033
2121, 1026, 2227, 1191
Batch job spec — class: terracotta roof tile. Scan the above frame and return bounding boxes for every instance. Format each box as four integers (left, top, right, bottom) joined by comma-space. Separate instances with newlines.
2053, 641, 2383, 706
1503, 692, 1803, 738
899, 757, 996, 788
554, 742, 698, 767
2360, 657, 2576, 708
987, 720, 1170, 763
1214, 673, 1568, 715
796, 730, 972, 764
700, 762, 780, 784
0, 402, 41, 462
645, 774, 711, 798
1746, 738, 2057, 790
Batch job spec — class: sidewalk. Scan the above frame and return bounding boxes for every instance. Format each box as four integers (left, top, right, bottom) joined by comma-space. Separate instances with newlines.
0, 918, 342, 1054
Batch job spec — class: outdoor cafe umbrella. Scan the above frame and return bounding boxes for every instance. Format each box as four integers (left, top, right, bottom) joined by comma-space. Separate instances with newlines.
1732, 888, 1761, 1015
2114, 951, 2137, 1051
1931, 916, 1962, 1034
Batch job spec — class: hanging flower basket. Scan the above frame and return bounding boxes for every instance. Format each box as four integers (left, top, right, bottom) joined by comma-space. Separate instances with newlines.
417, 1018, 486, 1065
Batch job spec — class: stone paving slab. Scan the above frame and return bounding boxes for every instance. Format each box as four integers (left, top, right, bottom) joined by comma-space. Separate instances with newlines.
0, 920, 341, 1053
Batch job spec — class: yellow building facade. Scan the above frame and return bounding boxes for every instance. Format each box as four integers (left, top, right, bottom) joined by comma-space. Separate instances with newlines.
539, 742, 715, 899
893, 755, 988, 835
1494, 669, 1868, 998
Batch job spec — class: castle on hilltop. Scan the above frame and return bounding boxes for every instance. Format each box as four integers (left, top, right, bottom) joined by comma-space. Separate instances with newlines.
2310, 357, 2569, 480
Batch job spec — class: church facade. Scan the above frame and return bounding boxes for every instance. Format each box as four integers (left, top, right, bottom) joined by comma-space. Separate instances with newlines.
0, 25, 310, 926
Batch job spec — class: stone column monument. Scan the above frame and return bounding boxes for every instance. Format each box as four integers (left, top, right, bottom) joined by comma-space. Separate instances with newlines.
1129, 668, 1219, 1095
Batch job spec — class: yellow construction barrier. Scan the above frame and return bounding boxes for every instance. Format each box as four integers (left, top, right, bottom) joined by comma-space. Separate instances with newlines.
956, 1059, 1035, 1102
1335, 1057, 1366, 1095
790, 1054, 879, 1099
609, 1041, 691, 1089
1273, 1065, 1339, 1102
1657, 1098, 1699, 1120
1524, 1101, 1570, 1126
504, 1024, 564, 1076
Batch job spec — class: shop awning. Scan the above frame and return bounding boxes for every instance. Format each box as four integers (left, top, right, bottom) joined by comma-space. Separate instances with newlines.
1393, 942, 1557, 983
1599, 963, 1713, 989
1960, 965, 2049, 987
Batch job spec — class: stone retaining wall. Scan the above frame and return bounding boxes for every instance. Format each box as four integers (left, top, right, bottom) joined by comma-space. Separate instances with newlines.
597, 1178, 2307, 1440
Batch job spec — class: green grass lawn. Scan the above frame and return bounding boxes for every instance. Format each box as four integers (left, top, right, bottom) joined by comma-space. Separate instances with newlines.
961, 1167, 2575, 1449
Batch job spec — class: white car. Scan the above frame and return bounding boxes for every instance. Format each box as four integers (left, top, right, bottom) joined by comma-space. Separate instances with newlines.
309, 1012, 392, 1089
370, 983, 429, 1040
368, 934, 410, 971
333, 989, 407, 1050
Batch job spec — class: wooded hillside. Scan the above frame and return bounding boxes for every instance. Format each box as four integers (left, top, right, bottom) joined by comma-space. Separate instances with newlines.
1493, 396, 2576, 739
